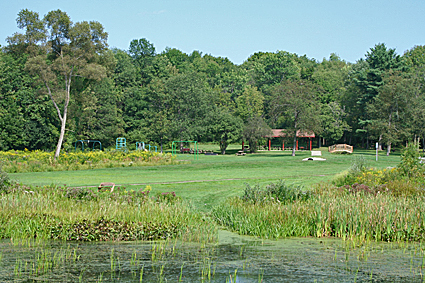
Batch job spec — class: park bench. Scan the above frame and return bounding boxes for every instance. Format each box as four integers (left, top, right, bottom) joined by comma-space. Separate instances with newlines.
98, 182, 115, 192
181, 148, 191, 154
311, 151, 322, 156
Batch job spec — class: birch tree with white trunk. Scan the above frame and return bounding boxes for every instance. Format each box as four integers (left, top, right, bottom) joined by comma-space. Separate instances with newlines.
9, 9, 108, 159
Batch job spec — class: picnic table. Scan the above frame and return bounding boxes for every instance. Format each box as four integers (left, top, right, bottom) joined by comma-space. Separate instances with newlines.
236, 150, 246, 156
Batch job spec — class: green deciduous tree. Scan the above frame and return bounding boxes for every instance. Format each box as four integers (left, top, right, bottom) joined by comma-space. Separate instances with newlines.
242, 116, 272, 153
0, 50, 58, 151
207, 109, 243, 154
13, 9, 109, 159
235, 85, 264, 121
270, 80, 322, 156
243, 51, 301, 91
367, 72, 413, 155
166, 72, 213, 141
312, 53, 349, 104
320, 101, 350, 144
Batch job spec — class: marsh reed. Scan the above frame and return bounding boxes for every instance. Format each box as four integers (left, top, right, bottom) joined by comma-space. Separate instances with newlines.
212, 185, 425, 242
0, 185, 217, 243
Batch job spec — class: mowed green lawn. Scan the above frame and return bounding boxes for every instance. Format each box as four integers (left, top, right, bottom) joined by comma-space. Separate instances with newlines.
9, 148, 401, 211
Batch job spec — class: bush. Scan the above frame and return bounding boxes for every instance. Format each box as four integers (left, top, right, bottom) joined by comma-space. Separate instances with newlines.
332, 155, 368, 187
398, 143, 425, 178
241, 183, 265, 204
350, 155, 368, 174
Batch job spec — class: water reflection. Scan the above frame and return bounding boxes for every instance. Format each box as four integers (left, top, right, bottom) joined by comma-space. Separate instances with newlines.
0, 230, 423, 282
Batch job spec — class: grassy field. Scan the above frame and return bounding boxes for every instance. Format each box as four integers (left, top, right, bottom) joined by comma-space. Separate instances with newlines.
8, 146, 401, 211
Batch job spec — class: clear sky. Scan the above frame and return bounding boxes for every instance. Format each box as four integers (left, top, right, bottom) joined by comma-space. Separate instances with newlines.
1, 0, 424, 64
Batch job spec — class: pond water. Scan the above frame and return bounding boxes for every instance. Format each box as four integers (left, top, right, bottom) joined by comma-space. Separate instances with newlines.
0, 230, 424, 282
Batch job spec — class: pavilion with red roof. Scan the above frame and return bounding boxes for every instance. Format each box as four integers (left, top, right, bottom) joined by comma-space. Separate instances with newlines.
265, 129, 315, 151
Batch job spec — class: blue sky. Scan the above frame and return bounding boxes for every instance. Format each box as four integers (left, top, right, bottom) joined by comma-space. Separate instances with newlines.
1, 0, 424, 64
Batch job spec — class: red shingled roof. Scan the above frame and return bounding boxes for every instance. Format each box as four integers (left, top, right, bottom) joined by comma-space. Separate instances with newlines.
266, 129, 315, 138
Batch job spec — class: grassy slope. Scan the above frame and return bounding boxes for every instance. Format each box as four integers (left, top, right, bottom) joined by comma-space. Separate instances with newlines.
9, 147, 400, 211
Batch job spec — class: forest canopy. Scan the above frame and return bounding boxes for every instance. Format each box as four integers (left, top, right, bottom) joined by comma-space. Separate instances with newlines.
1, 9, 425, 156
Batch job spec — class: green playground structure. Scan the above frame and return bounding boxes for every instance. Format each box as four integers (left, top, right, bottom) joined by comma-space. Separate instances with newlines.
136, 141, 157, 152
116, 137, 127, 151
74, 140, 102, 151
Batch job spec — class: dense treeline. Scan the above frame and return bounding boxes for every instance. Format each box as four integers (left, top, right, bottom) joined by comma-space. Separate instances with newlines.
1, 9, 425, 156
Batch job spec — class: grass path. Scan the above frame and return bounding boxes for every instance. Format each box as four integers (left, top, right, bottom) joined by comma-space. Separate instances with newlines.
9, 149, 401, 211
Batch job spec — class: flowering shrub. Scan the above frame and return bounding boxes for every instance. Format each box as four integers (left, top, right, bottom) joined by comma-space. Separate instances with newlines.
332, 146, 425, 197
353, 168, 396, 187
0, 149, 176, 173
398, 143, 425, 178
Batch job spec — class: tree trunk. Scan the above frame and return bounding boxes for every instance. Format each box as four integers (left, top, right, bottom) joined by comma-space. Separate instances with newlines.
54, 111, 67, 160
220, 140, 227, 155
387, 141, 391, 156
366, 134, 369, 149
292, 131, 297, 157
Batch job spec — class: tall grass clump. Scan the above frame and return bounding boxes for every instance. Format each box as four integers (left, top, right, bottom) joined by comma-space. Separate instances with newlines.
212, 178, 425, 242
241, 180, 311, 204
0, 185, 217, 243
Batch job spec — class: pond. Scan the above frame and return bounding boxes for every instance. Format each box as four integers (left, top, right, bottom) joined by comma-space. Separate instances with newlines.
0, 230, 424, 282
